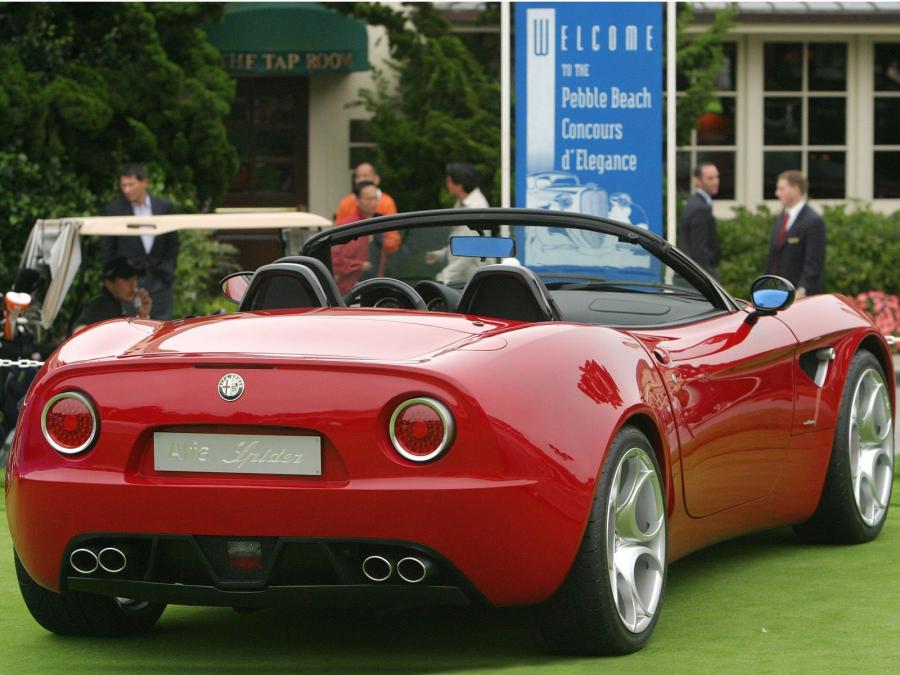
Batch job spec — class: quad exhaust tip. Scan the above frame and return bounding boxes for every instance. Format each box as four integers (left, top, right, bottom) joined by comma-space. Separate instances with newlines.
361, 555, 433, 584
70, 547, 128, 575
69, 548, 99, 575
97, 547, 127, 574
362, 555, 392, 582
397, 557, 432, 584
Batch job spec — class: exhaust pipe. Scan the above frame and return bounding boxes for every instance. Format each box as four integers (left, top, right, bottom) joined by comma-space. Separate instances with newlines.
70, 548, 99, 575
97, 547, 127, 574
362, 555, 392, 582
397, 556, 433, 584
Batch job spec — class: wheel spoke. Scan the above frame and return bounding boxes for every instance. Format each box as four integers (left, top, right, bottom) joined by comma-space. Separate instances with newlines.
614, 465, 663, 543
612, 543, 660, 632
858, 379, 890, 443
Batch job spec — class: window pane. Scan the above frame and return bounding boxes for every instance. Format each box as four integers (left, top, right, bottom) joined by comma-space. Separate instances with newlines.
227, 127, 251, 158
255, 129, 295, 158
765, 97, 802, 145
697, 97, 735, 146
874, 98, 900, 145
764, 151, 801, 195
808, 97, 845, 145
255, 163, 294, 193
874, 152, 900, 197
229, 163, 252, 193
874, 43, 900, 92
716, 43, 737, 91
765, 43, 802, 91
350, 120, 373, 143
349, 146, 377, 170
808, 43, 846, 91
676, 151, 692, 195
696, 151, 735, 200
677, 43, 736, 92
228, 91, 251, 128
254, 93, 294, 125
808, 151, 844, 199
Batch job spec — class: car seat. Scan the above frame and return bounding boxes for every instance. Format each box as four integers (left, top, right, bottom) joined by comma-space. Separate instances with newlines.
456, 264, 560, 322
238, 262, 329, 312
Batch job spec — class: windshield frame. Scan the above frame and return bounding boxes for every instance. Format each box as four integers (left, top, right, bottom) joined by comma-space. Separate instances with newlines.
302, 208, 738, 313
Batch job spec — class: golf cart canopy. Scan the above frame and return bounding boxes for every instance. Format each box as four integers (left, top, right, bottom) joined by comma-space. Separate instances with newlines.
18, 212, 332, 329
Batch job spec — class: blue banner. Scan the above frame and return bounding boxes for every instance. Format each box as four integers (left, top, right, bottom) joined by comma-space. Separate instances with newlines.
515, 2, 663, 276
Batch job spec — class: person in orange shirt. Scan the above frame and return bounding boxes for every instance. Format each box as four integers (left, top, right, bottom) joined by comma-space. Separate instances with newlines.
335, 162, 397, 222
334, 162, 400, 275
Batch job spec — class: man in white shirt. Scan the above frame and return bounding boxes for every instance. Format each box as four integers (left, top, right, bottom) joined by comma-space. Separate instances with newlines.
427, 163, 490, 284
100, 163, 178, 319
764, 170, 826, 298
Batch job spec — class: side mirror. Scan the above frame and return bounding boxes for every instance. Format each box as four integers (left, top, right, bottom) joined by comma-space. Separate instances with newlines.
220, 271, 253, 303
747, 275, 795, 322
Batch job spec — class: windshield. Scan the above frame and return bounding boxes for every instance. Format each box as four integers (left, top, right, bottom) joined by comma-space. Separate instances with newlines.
315, 219, 711, 300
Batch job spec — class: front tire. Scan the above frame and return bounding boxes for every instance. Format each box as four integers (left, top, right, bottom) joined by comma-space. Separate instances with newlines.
794, 350, 895, 544
536, 426, 667, 655
14, 551, 166, 636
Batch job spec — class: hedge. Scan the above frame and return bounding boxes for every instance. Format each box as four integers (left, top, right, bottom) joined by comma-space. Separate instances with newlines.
715, 203, 900, 301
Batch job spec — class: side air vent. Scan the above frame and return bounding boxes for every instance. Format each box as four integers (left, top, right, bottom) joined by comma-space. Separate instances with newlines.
799, 347, 835, 388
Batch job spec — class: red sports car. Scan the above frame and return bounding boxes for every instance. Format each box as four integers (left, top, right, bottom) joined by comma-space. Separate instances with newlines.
5, 209, 895, 655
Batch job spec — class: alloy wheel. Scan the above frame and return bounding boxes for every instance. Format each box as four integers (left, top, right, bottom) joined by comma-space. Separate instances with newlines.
848, 368, 894, 526
606, 447, 666, 633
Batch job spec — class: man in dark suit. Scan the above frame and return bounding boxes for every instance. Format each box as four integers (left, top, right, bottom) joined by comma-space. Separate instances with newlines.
679, 162, 721, 277
101, 163, 178, 319
764, 170, 826, 298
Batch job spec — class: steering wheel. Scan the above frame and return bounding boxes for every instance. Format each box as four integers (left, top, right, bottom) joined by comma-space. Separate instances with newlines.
342, 278, 428, 311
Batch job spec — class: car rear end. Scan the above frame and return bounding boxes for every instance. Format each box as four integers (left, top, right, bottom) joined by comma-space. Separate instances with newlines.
6, 317, 593, 611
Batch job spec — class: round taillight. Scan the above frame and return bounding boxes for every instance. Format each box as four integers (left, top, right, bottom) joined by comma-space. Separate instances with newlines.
41, 392, 98, 455
389, 398, 454, 463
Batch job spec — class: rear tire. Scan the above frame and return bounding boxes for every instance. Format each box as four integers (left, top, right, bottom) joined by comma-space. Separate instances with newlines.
536, 426, 667, 655
14, 551, 165, 636
794, 350, 895, 544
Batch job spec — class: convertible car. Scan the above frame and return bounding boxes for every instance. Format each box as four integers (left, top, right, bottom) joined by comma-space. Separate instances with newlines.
5, 209, 895, 655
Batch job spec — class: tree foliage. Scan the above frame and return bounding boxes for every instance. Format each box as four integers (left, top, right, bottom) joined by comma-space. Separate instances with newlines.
0, 3, 239, 292
675, 4, 738, 146
335, 3, 501, 212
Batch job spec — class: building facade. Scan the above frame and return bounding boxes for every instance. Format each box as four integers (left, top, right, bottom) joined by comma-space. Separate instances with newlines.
205, 3, 900, 225
206, 3, 390, 221
681, 2, 900, 217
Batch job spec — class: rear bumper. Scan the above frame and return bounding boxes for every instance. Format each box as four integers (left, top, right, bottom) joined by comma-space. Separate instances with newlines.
69, 578, 469, 609
7, 470, 587, 607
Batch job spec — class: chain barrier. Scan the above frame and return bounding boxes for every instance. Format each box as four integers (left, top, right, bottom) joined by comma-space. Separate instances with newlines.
0, 358, 44, 369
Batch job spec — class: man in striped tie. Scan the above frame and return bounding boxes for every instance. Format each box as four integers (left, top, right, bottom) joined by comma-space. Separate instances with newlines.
764, 170, 826, 298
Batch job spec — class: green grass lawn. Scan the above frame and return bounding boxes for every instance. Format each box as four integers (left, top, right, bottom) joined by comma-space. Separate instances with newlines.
3, 476, 900, 673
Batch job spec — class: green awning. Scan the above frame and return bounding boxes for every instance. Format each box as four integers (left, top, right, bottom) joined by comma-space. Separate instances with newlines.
206, 3, 369, 77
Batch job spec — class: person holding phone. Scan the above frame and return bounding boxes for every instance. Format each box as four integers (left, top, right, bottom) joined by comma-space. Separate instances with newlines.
72, 257, 152, 334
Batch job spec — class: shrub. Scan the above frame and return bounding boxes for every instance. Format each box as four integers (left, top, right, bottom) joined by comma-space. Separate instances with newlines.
715, 203, 900, 301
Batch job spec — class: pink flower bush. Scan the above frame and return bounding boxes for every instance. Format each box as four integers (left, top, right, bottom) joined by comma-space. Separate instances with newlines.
855, 291, 899, 349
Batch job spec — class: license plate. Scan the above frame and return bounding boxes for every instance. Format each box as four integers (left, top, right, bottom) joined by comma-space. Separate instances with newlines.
154, 432, 321, 476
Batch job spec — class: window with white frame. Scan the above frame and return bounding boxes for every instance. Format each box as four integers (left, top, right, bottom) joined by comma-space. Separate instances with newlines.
676, 42, 737, 200
349, 119, 377, 171
872, 43, 900, 198
762, 42, 847, 199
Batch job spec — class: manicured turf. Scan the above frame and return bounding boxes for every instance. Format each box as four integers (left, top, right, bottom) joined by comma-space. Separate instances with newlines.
2, 475, 899, 673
